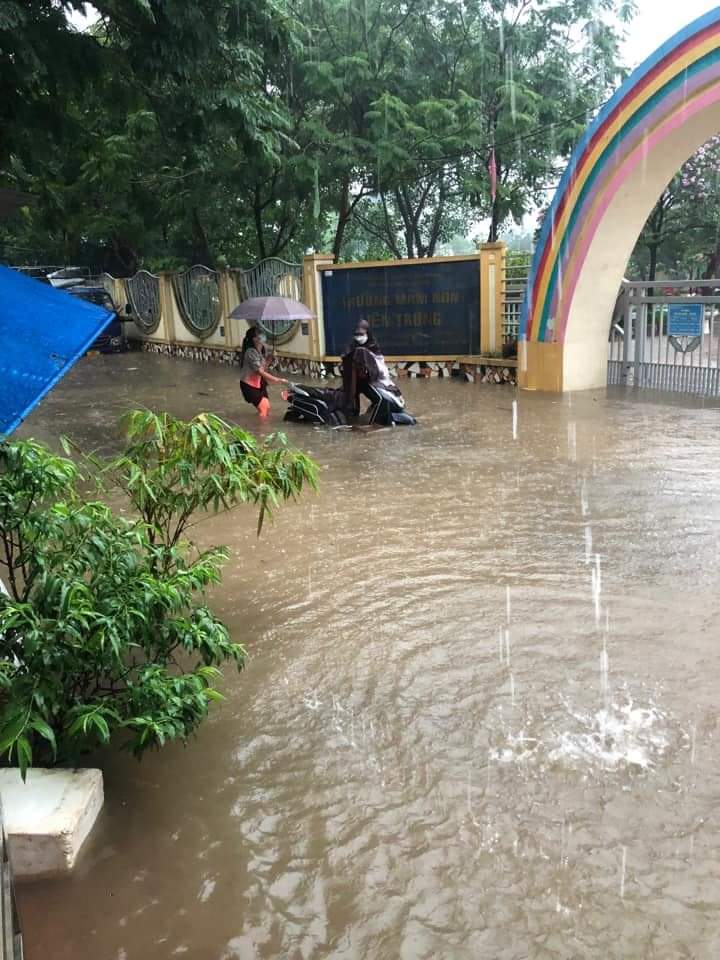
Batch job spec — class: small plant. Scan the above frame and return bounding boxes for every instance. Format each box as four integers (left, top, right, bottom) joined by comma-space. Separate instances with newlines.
0, 412, 317, 777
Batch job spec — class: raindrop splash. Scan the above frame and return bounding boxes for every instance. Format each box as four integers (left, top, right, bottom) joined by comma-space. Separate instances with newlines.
591, 553, 602, 626
619, 846, 627, 899
600, 633, 610, 710
568, 421, 577, 462
690, 723, 697, 765
507, 52, 517, 122
512, 399, 518, 440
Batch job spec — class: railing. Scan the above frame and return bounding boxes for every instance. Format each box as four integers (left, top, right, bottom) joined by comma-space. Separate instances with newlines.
0, 797, 23, 960
608, 279, 720, 396
171, 265, 221, 339
502, 253, 530, 344
125, 270, 161, 334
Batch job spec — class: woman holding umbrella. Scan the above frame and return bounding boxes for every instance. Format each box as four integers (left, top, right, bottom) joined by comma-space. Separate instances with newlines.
238, 325, 287, 417
230, 295, 313, 417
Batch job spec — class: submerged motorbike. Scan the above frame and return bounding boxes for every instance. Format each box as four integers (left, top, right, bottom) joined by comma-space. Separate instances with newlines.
282, 384, 349, 426
282, 383, 416, 427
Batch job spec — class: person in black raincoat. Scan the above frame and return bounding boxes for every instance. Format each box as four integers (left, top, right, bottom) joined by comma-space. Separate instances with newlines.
341, 320, 411, 425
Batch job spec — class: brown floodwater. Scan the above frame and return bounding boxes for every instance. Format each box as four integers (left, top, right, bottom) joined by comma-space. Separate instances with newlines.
14, 353, 720, 959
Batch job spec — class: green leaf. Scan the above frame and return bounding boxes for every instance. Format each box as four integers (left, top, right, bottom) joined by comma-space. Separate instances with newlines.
29, 718, 57, 758
16, 736, 32, 782
94, 715, 111, 744
0, 710, 29, 756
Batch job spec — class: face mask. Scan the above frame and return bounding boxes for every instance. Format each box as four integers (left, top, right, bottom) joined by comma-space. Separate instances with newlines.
258, 335, 267, 345
354, 334, 368, 345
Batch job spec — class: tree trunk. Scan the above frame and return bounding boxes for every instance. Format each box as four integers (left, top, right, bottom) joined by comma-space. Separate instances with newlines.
704, 244, 720, 280
425, 173, 447, 257
252, 186, 268, 261
700, 242, 720, 296
394, 187, 415, 258
380, 194, 402, 258
647, 243, 658, 282
643, 194, 666, 296
191, 208, 213, 267
332, 176, 351, 262
486, 127, 501, 241
269, 218, 296, 258
105, 238, 139, 277
487, 196, 501, 243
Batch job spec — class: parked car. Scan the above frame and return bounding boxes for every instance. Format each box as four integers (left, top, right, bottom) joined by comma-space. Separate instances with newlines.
66, 286, 128, 354
47, 266, 93, 289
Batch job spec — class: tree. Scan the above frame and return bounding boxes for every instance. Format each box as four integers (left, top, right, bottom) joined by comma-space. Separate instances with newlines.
292, 0, 487, 259
294, 0, 633, 259
0, 1, 105, 166
629, 137, 720, 282
2, 0, 295, 271
0, 412, 317, 776
0, 0, 636, 268
292, 0, 412, 260
457, 0, 635, 242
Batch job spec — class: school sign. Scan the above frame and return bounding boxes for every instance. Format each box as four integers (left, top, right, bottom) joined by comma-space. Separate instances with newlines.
317, 249, 503, 359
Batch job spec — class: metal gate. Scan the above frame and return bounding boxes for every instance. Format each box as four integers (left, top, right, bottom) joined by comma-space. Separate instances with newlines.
608, 280, 720, 396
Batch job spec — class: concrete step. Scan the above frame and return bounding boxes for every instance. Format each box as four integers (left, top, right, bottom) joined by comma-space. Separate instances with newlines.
0, 769, 103, 880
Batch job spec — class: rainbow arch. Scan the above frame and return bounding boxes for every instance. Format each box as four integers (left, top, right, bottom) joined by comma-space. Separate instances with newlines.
522, 7, 720, 353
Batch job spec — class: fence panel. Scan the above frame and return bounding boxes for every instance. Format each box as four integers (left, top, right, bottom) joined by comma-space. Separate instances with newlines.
236, 258, 303, 302
125, 270, 161, 334
171, 265, 221, 339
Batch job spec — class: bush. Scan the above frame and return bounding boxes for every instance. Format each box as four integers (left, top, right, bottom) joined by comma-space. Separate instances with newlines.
0, 411, 317, 776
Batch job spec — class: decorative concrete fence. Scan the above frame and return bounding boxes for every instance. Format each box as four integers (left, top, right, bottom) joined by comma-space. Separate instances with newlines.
108, 246, 517, 384
109, 258, 311, 365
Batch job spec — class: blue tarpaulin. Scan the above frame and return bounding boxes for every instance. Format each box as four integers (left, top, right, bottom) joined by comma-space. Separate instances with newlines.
0, 265, 113, 435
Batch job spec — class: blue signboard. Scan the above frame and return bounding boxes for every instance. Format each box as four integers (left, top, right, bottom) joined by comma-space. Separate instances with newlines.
0, 266, 113, 435
667, 303, 703, 337
321, 259, 481, 356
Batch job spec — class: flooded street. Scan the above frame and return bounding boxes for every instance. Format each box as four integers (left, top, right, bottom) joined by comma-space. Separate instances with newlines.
15, 353, 720, 959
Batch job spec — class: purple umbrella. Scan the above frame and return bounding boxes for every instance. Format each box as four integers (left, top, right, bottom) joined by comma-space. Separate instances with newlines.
229, 296, 313, 323
229, 297, 314, 345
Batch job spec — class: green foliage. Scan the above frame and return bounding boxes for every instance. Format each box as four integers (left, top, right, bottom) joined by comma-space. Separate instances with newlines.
1, 0, 634, 268
629, 136, 720, 281
0, 413, 317, 777
101, 410, 318, 541
1, 0, 294, 271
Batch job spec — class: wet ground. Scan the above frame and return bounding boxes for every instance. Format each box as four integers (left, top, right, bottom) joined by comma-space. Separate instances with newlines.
15, 353, 720, 959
